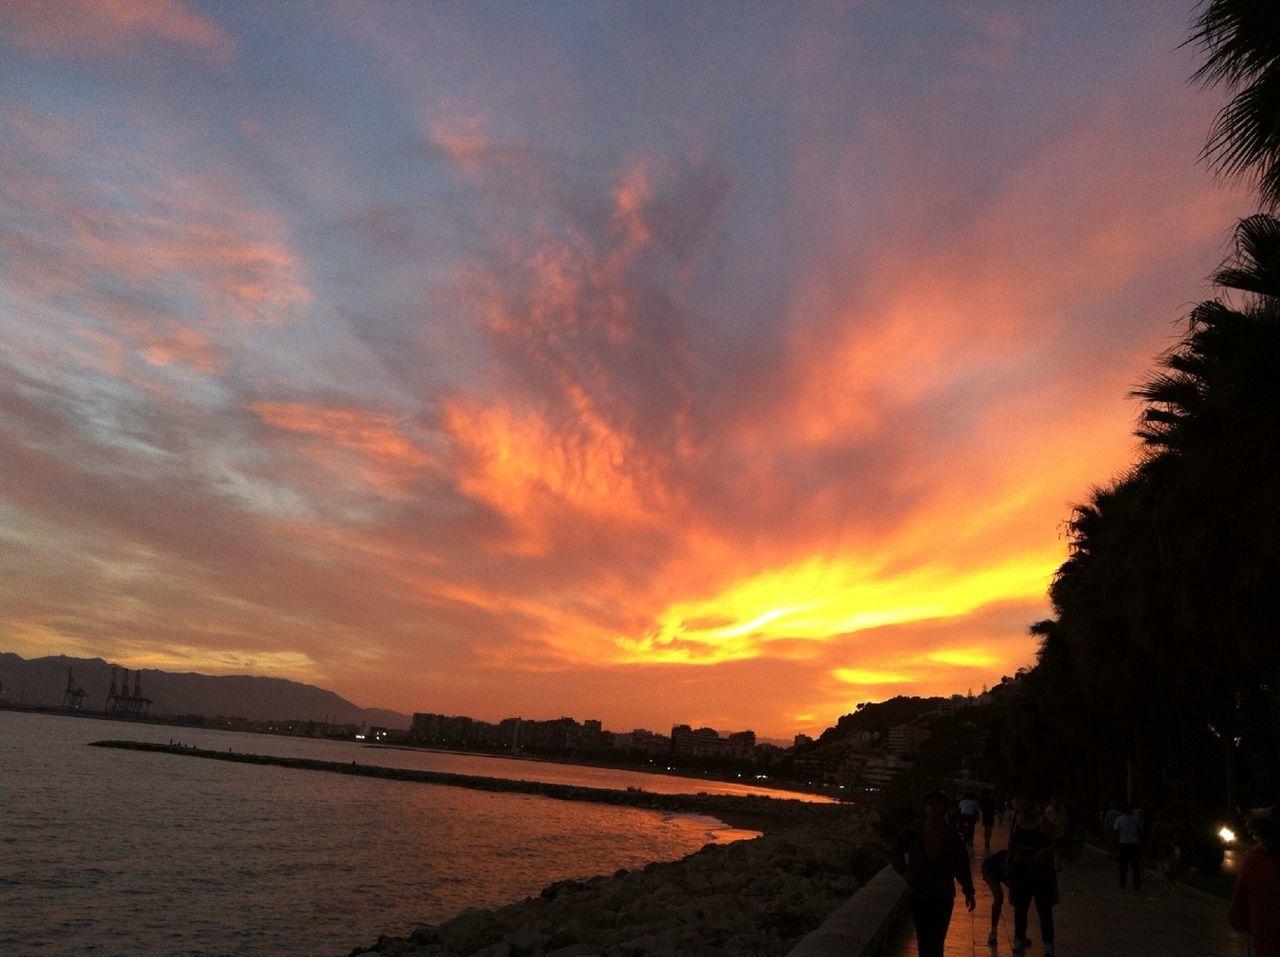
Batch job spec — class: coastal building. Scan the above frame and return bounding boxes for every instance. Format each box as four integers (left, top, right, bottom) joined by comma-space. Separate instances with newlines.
411, 711, 501, 748
863, 754, 912, 789
836, 748, 871, 790
726, 730, 756, 760
672, 724, 724, 757
887, 723, 931, 755
622, 728, 670, 754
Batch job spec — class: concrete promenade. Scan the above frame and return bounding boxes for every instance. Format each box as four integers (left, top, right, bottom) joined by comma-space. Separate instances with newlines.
887, 822, 1248, 957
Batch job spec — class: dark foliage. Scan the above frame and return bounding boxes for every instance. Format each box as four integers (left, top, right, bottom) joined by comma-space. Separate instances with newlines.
1191, 0, 1280, 207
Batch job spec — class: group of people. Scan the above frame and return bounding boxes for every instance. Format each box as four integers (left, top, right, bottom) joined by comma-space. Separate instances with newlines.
892, 790, 1060, 956
893, 789, 1280, 957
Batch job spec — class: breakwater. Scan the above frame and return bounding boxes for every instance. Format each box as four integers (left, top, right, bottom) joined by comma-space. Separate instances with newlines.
88, 740, 839, 832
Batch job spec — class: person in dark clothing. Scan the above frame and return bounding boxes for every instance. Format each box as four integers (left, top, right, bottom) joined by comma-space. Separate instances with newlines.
981, 848, 1010, 946
1113, 803, 1143, 892
958, 792, 981, 847
1008, 797, 1057, 955
892, 790, 977, 957
980, 790, 998, 850
1229, 804, 1280, 957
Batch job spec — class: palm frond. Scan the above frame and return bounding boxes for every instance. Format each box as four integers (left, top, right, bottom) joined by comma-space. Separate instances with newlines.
1213, 214, 1280, 295
1190, 0, 1280, 207
1131, 373, 1204, 408
1189, 0, 1280, 88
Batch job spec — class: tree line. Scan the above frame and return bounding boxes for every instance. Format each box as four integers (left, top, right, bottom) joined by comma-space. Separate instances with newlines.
997, 0, 1280, 855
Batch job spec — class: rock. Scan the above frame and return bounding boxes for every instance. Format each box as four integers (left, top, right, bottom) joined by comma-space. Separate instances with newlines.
473, 943, 514, 957
608, 932, 659, 955
546, 916, 591, 950
438, 908, 501, 954
546, 945, 600, 957
410, 925, 439, 945
502, 924, 551, 957
612, 898, 668, 929
541, 878, 591, 900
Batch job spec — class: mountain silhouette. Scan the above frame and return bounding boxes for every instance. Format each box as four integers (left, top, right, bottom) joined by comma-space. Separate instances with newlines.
0, 652, 410, 728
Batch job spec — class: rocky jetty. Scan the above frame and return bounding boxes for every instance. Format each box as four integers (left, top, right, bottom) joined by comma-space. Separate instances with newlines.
350, 810, 885, 957
88, 740, 837, 831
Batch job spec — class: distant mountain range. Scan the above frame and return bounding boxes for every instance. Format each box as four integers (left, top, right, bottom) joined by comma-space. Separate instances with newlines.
0, 652, 411, 729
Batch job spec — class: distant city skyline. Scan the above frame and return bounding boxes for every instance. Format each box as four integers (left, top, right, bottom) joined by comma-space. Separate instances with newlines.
0, 3, 1252, 738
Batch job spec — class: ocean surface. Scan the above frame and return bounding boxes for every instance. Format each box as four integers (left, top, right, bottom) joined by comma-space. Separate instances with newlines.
1, 710, 813, 956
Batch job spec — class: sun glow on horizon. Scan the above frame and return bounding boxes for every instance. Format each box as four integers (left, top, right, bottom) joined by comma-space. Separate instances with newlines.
614, 551, 1056, 665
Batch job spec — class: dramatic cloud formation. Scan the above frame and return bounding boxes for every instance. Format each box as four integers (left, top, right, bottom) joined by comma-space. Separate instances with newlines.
0, 4, 1252, 737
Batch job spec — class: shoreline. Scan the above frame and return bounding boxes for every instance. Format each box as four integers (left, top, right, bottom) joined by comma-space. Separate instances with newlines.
352, 805, 886, 956
86, 741, 884, 955
88, 740, 840, 833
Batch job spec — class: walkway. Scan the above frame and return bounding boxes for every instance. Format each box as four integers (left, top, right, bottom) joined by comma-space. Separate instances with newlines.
887, 822, 1247, 957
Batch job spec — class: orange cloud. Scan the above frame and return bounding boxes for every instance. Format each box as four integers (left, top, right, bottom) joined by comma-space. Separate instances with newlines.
612, 165, 654, 254
66, 206, 312, 325
250, 402, 434, 492
139, 323, 222, 375
442, 397, 671, 551
1, 0, 232, 62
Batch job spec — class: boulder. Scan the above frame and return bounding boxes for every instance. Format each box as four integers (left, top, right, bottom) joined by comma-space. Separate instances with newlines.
501, 924, 551, 957
438, 908, 501, 954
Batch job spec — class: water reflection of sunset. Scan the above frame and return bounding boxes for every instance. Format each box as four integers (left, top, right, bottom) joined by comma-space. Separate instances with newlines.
0, 3, 1253, 737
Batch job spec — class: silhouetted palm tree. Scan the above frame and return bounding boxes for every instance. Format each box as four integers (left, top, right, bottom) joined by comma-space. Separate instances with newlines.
1132, 214, 1280, 454
1212, 211, 1280, 295
1190, 0, 1280, 206
1008, 1, 1280, 814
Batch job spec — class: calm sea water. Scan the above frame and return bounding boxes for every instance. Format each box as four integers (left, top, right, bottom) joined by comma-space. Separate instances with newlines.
0, 711, 799, 956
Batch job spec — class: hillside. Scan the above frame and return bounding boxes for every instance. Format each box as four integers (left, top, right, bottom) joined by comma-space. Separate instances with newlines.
813, 695, 955, 746
0, 653, 410, 728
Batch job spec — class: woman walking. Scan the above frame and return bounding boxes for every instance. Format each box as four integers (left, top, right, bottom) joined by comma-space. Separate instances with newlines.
892, 790, 977, 957
1007, 797, 1057, 955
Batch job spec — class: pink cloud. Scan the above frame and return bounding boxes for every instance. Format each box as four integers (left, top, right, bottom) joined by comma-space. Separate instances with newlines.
1, 108, 311, 398
250, 401, 434, 494
1, 0, 233, 63
427, 106, 498, 173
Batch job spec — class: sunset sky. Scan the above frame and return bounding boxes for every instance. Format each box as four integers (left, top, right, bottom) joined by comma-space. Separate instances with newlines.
0, 2, 1253, 738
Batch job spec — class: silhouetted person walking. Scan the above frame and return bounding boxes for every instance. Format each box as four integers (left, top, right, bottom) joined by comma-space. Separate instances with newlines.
1113, 803, 1143, 892
958, 792, 980, 847
981, 848, 1010, 946
1230, 804, 1280, 957
1148, 810, 1174, 881
1102, 800, 1121, 859
980, 789, 998, 850
892, 789, 976, 957
1008, 797, 1057, 955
